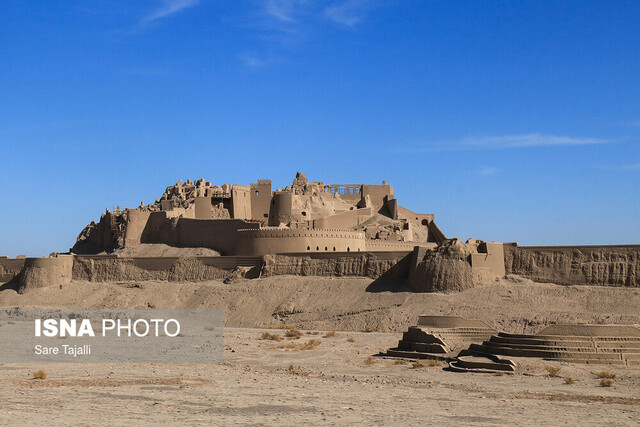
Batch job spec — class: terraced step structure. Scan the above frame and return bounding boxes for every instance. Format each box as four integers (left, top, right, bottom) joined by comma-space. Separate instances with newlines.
386, 316, 498, 360
466, 324, 640, 365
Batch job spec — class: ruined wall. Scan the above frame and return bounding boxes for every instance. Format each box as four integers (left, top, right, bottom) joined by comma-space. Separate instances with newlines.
17, 255, 73, 293
231, 185, 252, 220
269, 191, 292, 226
0, 257, 26, 282
408, 240, 505, 293
313, 207, 372, 229
124, 210, 151, 248
175, 218, 260, 255
194, 197, 213, 219
261, 251, 412, 280
72, 256, 243, 282
236, 229, 366, 256
366, 241, 436, 252
505, 244, 640, 287
250, 180, 272, 221
361, 183, 393, 208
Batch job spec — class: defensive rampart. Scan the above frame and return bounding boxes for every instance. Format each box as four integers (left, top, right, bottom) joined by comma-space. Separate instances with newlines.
505, 244, 640, 287
236, 228, 366, 256
261, 251, 412, 279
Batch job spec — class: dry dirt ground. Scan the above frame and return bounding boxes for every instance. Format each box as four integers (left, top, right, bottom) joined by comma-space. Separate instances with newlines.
0, 329, 639, 426
1, 276, 639, 425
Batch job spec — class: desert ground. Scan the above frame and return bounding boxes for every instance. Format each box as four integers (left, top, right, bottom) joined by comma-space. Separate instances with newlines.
1, 276, 639, 425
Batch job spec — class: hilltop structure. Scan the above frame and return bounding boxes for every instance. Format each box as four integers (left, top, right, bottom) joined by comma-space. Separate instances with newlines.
72, 172, 447, 256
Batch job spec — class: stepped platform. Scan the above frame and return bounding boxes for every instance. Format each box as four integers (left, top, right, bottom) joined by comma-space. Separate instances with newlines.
461, 325, 640, 366
386, 316, 497, 360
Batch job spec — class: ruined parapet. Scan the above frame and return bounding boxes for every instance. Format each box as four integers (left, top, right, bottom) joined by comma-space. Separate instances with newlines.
17, 255, 73, 294
408, 239, 506, 293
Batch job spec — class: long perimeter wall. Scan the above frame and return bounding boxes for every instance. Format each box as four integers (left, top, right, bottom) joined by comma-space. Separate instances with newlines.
505, 244, 640, 287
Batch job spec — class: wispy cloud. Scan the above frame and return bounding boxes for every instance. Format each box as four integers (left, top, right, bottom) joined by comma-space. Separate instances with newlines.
237, 51, 277, 68
477, 167, 498, 176
405, 133, 612, 152
264, 0, 308, 23
324, 0, 372, 27
138, 0, 201, 28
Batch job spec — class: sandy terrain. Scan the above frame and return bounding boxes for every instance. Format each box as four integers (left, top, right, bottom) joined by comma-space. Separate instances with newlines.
1, 275, 639, 333
0, 328, 639, 426
1, 276, 639, 425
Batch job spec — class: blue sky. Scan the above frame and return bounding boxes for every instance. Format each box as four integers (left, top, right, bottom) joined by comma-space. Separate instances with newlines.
1, 0, 639, 256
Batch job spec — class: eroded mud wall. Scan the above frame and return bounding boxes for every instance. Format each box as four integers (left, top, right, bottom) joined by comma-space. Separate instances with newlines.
505, 245, 640, 287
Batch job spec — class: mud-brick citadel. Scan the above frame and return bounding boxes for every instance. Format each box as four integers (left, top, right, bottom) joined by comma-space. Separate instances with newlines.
73, 171, 447, 256
1, 172, 639, 294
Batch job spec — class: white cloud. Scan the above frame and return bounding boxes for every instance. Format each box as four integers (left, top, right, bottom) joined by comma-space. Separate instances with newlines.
477, 167, 498, 176
406, 133, 611, 152
138, 0, 201, 28
324, 0, 371, 27
264, 0, 311, 24
237, 52, 276, 68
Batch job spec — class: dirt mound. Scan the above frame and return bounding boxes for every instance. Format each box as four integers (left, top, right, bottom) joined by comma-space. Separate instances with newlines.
2, 275, 639, 334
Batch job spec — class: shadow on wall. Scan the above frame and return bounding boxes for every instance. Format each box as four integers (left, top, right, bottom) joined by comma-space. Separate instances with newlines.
0, 276, 19, 292
365, 252, 413, 293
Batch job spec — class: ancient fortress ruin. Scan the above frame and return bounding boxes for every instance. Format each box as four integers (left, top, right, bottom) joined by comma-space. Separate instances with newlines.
72, 171, 447, 255
1, 172, 638, 294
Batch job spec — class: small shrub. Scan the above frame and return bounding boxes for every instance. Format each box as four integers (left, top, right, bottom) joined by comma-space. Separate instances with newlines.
33, 370, 47, 380
393, 359, 406, 365
545, 366, 561, 377
299, 339, 321, 350
285, 328, 304, 339
306, 331, 320, 335
364, 356, 376, 366
288, 365, 309, 376
7, 321, 15, 324
360, 327, 379, 333
492, 371, 504, 376
204, 325, 215, 331
255, 324, 295, 330
261, 332, 283, 341
596, 371, 615, 379
347, 337, 355, 343
600, 378, 614, 387
565, 377, 574, 385
414, 359, 441, 368
277, 343, 299, 350
323, 331, 338, 338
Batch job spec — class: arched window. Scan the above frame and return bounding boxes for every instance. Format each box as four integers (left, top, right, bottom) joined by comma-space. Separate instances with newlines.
333, 247, 336, 251
325, 246, 328, 251
337, 186, 347, 195
316, 246, 319, 251
347, 247, 350, 252
307, 246, 310, 251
